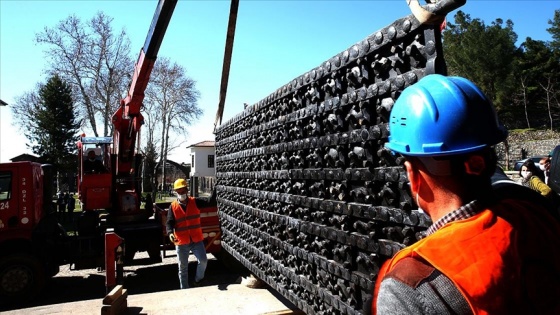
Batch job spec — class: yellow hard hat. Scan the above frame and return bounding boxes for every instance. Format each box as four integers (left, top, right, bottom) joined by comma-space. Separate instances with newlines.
173, 179, 188, 190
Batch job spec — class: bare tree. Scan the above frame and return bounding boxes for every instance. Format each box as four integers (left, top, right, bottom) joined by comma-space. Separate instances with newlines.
11, 87, 42, 133
35, 12, 132, 137
517, 76, 532, 129
141, 94, 162, 154
540, 75, 557, 130
144, 57, 202, 184
140, 94, 161, 192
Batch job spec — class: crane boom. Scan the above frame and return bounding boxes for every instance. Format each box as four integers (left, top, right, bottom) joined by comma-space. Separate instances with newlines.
109, 0, 177, 216
78, 0, 177, 216
121, 0, 177, 119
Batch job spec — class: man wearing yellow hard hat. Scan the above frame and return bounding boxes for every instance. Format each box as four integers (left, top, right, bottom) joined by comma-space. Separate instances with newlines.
166, 178, 208, 289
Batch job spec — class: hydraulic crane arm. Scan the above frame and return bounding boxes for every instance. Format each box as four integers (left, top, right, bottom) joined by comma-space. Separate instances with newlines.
112, 0, 177, 175
122, 0, 177, 118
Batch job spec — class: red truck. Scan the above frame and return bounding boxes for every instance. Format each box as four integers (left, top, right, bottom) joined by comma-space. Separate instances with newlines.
0, 162, 64, 302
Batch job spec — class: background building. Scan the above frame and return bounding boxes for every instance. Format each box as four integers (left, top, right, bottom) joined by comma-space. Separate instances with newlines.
187, 140, 215, 195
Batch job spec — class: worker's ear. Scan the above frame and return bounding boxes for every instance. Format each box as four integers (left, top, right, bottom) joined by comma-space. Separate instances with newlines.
464, 155, 485, 176
404, 160, 419, 195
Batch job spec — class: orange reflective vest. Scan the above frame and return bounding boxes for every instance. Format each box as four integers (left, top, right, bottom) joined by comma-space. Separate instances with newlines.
373, 199, 560, 315
171, 197, 204, 245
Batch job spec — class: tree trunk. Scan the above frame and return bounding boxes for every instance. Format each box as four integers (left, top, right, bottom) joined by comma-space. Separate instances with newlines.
521, 77, 531, 129
503, 139, 510, 170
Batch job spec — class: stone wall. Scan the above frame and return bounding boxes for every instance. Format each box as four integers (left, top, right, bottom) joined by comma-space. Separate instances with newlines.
495, 130, 560, 170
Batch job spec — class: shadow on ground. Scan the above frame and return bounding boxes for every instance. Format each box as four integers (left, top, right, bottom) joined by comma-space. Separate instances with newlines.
0, 256, 248, 312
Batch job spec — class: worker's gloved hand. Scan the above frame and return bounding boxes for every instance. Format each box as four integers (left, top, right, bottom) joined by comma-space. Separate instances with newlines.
169, 233, 177, 243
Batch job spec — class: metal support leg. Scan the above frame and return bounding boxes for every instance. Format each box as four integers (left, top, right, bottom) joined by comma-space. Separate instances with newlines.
105, 228, 124, 294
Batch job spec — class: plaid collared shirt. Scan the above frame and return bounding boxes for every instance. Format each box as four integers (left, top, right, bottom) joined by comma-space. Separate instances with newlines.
425, 200, 481, 236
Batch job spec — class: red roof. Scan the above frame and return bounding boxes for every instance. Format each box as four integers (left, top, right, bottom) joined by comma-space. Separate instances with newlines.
187, 140, 215, 148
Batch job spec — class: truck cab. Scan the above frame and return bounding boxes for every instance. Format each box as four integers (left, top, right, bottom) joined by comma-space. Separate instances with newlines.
0, 162, 64, 303
77, 136, 113, 211
0, 162, 45, 230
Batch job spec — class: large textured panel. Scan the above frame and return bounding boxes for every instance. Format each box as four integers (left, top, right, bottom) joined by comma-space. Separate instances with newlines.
215, 3, 462, 314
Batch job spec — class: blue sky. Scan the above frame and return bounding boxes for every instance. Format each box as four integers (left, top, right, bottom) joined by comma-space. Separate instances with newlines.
0, 0, 558, 163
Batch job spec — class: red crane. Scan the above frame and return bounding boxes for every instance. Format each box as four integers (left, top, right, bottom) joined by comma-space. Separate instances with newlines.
78, 0, 177, 220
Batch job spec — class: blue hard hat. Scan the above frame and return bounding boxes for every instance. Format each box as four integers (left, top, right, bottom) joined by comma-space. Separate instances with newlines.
385, 74, 507, 156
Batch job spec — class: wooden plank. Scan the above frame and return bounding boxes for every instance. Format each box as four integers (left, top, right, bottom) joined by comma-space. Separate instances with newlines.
102, 285, 123, 305
112, 290, 128, 315
101, 289, 128, 315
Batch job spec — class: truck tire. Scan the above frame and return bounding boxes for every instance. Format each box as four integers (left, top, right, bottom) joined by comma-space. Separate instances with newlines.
0, 253, 45, 304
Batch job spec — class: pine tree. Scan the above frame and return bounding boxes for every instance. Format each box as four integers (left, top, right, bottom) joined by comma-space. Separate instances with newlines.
443, 11, 518, 116
31, 75, 81, 190
547, 9, 560, 54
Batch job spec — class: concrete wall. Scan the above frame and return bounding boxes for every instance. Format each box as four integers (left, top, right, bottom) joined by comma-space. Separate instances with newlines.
495, 131, 560, 170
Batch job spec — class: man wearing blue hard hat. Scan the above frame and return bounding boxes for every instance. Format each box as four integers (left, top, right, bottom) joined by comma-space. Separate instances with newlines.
372, 74, 560, 314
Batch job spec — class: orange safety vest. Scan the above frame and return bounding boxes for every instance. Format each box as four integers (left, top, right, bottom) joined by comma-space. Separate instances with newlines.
171, 197, 204, 245
373, 199, 560, 315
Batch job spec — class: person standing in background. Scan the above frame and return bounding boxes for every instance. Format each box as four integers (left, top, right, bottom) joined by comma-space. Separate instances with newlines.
540, 156, 551, 185
66, 192, 75, 221
519, 159, 553, 198
57, 192, 66, 218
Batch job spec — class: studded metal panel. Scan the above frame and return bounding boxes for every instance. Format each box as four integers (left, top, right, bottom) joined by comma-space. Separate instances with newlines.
214, 4, 461, 314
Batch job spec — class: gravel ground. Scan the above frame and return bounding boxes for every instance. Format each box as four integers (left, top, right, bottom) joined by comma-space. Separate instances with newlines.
1, 251, 250, 313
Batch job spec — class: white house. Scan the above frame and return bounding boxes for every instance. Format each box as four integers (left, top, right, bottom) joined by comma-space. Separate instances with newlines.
187, 140, 216, 195
187, 140, 215, 177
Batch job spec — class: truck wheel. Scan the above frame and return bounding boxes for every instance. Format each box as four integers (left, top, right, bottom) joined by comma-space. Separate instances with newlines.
0, 254, 45, 304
